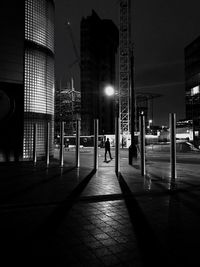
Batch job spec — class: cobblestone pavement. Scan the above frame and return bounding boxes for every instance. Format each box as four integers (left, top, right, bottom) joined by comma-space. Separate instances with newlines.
0, 155, 200, 266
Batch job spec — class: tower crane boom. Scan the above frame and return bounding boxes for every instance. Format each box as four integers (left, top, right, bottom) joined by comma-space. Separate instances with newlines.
66, 21, 80, 68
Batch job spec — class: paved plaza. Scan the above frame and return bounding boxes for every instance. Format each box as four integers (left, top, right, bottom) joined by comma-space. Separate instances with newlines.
1, 149, 200, 266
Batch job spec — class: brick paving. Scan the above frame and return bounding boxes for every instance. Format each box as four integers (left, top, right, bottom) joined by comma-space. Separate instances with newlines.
0, 156, 200, 266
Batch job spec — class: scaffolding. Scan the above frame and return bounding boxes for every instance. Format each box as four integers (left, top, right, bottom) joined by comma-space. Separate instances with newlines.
119, 0, 131, 135
55, 78, 81, 136
63, 79, 81, 135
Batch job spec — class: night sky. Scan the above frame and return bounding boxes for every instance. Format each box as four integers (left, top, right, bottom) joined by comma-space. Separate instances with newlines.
55, 0, 200, 126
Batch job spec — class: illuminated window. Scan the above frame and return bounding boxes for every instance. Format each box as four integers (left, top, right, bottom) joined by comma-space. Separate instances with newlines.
24, 49, 54, 115
23, 120, 54, 159
25, 0, 54, 52
23, 0, 54, 159
191, 85, 200, 96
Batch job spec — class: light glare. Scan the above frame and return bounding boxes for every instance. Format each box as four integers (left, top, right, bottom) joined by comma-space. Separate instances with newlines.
105, 86, 114, 96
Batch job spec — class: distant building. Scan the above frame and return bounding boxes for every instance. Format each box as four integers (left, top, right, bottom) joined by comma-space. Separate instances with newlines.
55, 79, 81, 136
0, 0, 55, 161
185, 35, 200, 147
136, 94, 149, 131
80, 10, 118, 135
135, 93, 161, 132
176, 120, 193, 141
158, 119, 193, 142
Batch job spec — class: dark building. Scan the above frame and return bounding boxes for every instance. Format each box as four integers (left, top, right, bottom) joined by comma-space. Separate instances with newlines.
80, 10, 119, 136
0, 0, 55, 161
185, 35, 200, 147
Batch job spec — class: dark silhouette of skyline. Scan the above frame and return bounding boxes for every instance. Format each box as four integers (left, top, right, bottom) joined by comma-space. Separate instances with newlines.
55, 0, 200, 125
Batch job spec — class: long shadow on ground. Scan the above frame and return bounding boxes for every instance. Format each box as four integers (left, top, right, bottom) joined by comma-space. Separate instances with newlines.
118, 172, 172, 267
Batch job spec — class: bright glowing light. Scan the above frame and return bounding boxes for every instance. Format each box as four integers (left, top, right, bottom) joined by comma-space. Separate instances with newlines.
191, 86, 199, 96
149, 119, 152, 124
105, 86, 114, 96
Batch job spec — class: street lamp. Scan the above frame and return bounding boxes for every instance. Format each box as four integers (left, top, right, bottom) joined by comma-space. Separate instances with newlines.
104, 85, 115, 97
104, 85, 119, 117
104, 85, 115, 147
104, 85, 120, 174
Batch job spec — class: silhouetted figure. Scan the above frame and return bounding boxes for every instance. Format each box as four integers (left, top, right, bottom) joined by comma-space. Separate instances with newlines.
132, 143, 138, 159
104, 138, 113, 162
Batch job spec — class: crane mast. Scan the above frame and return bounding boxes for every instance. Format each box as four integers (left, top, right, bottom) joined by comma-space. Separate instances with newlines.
119, 0, 131, 136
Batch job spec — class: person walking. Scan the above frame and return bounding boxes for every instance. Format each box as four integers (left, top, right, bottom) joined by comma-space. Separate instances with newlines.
104, 138, 113, 162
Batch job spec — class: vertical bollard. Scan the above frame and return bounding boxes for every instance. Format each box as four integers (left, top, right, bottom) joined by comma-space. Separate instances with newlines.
33, 123, 37, 165
170, 113, 177, 179
60, 121, 64, 167
76, 119, 80, 168
115, 117, 120, 176
94, 119, 99, 171
139, 114, 146, 176
46, 122, 50, 167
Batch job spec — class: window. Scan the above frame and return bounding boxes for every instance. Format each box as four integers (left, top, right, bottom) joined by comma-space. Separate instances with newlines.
191, 85, 200, 96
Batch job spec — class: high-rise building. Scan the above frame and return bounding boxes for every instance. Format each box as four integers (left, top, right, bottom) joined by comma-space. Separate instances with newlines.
0, 0, 55, 161
185, 35, 200, 147
80, 10, 118, 136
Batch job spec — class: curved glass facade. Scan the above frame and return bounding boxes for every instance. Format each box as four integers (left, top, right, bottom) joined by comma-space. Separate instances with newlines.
24, 0, 54, 159
24, 49, 54, 115
25, 0, 54, 52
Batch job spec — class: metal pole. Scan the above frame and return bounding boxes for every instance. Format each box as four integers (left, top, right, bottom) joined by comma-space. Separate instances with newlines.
94, 119, 99, 171
76, 119, 80, 168
170, 113, 177, 179
60, 121, 64, 167
115, 116, 120, 175
129, 44, 136, 164
139, 114, 146, 176
46, 122, 50, 166
33, 123, 37, 165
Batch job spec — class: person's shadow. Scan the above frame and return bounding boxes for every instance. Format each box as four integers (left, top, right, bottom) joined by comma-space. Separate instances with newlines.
104, 159, 112, 163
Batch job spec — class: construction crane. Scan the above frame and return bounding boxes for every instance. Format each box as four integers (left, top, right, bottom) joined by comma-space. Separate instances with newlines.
64, 21, 81, 134
65, 20, 80, 68
119, 0, 131, 137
